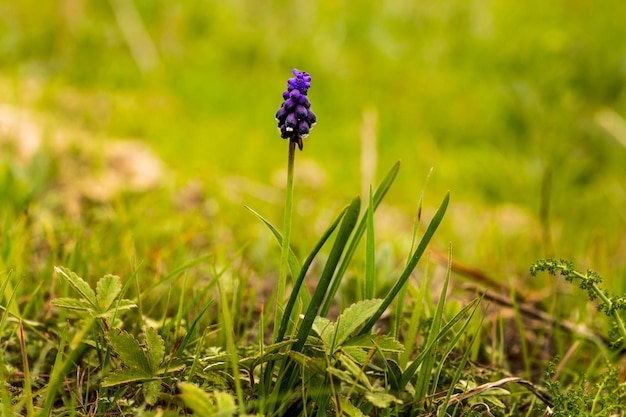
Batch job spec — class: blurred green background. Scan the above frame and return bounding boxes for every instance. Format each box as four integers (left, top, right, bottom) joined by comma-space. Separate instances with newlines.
1, 0, 625, 291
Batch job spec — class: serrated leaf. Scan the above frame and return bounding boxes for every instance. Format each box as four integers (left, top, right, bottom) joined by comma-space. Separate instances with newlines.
96, 274, 122, 312
113, 299, 137, 311
101, 367, 153, 386
343, 334, 405, 353
144, 327, 164, 373
106, 329, 150, 373
365, 391, 402, 408
287, 351, 327, 373
323, 299, 383, 348
339, 396, 366, 417
341, 346, 368, 364
51, 298, 94, 312
178, 382, 216, 416
55, 266, 97, 308
213, 391, 237, 415
157, 358, 186, 374
179, 383, 215, 416
338, 351, 373, 390
312, 316, 334, 341
143, 379, 161, 405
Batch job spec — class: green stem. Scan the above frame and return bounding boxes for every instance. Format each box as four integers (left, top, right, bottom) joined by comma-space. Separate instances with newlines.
590, 281, 626, 345
564, 266, 626, 347
274, 140, 296, 340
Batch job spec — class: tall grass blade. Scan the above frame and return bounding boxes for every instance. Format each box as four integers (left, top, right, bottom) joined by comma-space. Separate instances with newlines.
438, 306, 485, 416
217, 279, 245, 410
399, 297, 480, 390
293, 195, 360, 354
359, 191, 450, 335
414, 245, 453, 403
276, 204, 348, 343
271, 196, 360, 407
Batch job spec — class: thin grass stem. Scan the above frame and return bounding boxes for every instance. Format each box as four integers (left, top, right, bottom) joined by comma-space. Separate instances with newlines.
275, 140, 297, 340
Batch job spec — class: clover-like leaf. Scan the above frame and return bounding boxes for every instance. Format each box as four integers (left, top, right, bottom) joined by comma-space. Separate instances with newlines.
323, 299, 383, 348
96, 274, 122, 312
106, 329, 150, 373
178, 383, 238, 417
143, 380, 161, 406
51, 298, 94, 312
144, 326, 164, 373
55, 266, 97, 308
101, 367, 153, 387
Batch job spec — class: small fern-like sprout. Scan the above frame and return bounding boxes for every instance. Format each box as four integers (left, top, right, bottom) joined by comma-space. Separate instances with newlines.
531, 259, 626, 348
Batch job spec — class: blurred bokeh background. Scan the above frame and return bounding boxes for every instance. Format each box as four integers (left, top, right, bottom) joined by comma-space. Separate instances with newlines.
1, 0, 625, 292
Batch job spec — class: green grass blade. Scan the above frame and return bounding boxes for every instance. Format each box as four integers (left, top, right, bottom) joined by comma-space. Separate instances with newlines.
358, 191, 449, 335
293, 195, 361, 353
399, 297, 480, 389
438, 303, 484, 415
329, 161, 400, 305
271, 196, 360, 405
139, 254, 212, 297
365, 185, 375, 300
276, 204, 348, 343
415, 245, 453, 401
218, 279, 245, 410
399, 276, 429, 368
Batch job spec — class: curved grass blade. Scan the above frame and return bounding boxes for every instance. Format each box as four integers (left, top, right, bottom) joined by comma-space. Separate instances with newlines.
399, 297, 480, 390
292, 195, 361, 354
415, 245, 453, 401
358, 191, 449, 335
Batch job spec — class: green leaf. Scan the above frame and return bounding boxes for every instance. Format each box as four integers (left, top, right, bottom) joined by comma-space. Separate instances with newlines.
95, 274, 122, 312
143, 379, 161, 406
343, 334, 404, 353
212, 391, 237, 416
365, 391, 402, 408
112, 299, 137, 312
101, 367, 153, 386
324, 299, 383, 348
341, 346, 368, 364
55, 266, 97, 308
106, 329, 150, 373
51, 298, 94, 312
144, 327, 164, 373
178, 384, 239, 417
311, 316, 334, 340
338, 397, 366, 417
178, 382, 216, 417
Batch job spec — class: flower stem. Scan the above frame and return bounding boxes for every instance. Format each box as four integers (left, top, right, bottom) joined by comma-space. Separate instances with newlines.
274, 140, 296, 340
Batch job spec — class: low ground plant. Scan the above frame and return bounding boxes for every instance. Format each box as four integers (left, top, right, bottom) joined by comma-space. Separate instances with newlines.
1, 69, 625, 417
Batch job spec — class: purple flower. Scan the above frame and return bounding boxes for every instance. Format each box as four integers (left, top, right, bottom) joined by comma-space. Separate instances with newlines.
276, 69, 316, 150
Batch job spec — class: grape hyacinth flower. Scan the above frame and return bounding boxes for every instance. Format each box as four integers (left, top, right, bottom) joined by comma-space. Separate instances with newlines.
276, 69, 317, 151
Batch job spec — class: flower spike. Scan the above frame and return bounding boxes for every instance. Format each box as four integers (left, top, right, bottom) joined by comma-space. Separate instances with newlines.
276, 69, 316, 150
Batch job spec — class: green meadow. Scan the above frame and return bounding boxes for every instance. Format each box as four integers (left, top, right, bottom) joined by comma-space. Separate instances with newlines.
1, 0, 625, 415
